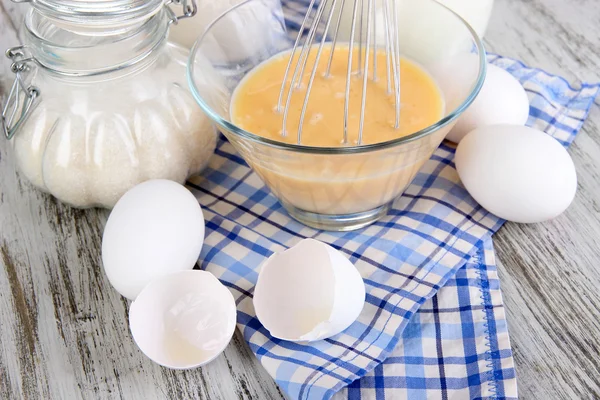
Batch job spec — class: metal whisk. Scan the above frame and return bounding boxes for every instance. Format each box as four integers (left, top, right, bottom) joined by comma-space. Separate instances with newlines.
276, 0, 401, 145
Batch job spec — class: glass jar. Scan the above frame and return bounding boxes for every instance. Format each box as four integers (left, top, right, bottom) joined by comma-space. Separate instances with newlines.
1, 0, 216, 208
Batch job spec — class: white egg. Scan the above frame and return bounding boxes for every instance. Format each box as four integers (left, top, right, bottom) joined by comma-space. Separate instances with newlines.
455, 125, 577, 223
253, 239, 365, 342
446, 63, 530, 144
129, 270, 237, 369
102, 179, 205, 300
427, 53, 483, 120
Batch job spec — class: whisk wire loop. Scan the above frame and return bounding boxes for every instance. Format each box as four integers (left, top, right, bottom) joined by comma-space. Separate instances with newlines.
279, 0, 402, 146
297, 0, 340, 144
276, 0, 318, 120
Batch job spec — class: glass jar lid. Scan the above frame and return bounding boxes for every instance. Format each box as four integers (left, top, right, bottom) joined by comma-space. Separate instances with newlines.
26, 0, 163, 25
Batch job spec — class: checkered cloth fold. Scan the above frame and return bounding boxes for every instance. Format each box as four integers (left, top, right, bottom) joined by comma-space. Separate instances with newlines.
336, 237, 517, 400
187, 3, 600, 398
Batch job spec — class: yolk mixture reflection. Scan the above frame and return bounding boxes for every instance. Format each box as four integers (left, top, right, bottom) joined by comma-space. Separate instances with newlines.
230, 45, 444, 147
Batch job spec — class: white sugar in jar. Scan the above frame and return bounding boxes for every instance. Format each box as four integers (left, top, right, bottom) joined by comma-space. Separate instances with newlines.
3, 0, 216, 208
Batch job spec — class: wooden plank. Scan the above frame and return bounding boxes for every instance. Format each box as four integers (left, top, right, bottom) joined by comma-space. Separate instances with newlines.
485, 0, 600, 398
0, 0, 599, 399
0, 2, 283, 399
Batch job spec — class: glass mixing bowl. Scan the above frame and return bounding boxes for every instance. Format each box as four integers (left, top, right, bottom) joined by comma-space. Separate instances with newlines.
188, 0, 486, 231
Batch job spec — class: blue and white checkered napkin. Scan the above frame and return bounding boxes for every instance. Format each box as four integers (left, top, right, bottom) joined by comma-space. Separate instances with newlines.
186, 7, 600, 397
187, 55, 599, 399
336, 237, 516, 400
335, 237, 517, 400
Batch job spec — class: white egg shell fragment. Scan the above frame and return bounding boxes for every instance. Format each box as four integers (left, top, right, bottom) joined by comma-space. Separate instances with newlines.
253, 239, 366, 342
446, 63, 530, 144
102, 180, 205, 300
129, 270, 237, 369
455, 125, 577, 223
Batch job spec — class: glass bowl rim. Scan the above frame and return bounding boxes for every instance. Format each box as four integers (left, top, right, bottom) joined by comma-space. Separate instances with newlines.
187, 0, 487, 155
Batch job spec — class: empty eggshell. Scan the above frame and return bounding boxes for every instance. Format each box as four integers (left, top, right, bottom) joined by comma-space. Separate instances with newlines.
455, 124, 577, 223
446, 63, 530, 144
253, 239, 365, 342
102, 179, 205, 300
129, 270, 237, 369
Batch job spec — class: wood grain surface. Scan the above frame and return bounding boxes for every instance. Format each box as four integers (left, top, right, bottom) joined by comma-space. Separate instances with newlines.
1, 0, 599, 399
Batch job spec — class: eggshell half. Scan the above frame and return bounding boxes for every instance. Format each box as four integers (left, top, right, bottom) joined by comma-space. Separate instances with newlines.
253, 239, 365, 342
129, 270, 237, 369
455, 124, 577, 223
446, 63, 530, 144
102, 179, 205, 300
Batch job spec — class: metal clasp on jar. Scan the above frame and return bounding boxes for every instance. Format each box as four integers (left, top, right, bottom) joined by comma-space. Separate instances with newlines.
166, 0, 198, 25
1, 46, 40, 140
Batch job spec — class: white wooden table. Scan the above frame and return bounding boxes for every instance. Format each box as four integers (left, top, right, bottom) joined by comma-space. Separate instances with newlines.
1, 1, 599, 398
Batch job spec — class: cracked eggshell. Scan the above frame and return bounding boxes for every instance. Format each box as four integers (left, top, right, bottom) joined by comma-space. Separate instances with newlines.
129, 270, 237, 369
253, 239, 366, 342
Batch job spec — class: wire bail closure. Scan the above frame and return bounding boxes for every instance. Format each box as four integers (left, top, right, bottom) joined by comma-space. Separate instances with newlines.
2, 0, 196, 139
167, 0, 198, 25
2, 46, 39, 140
